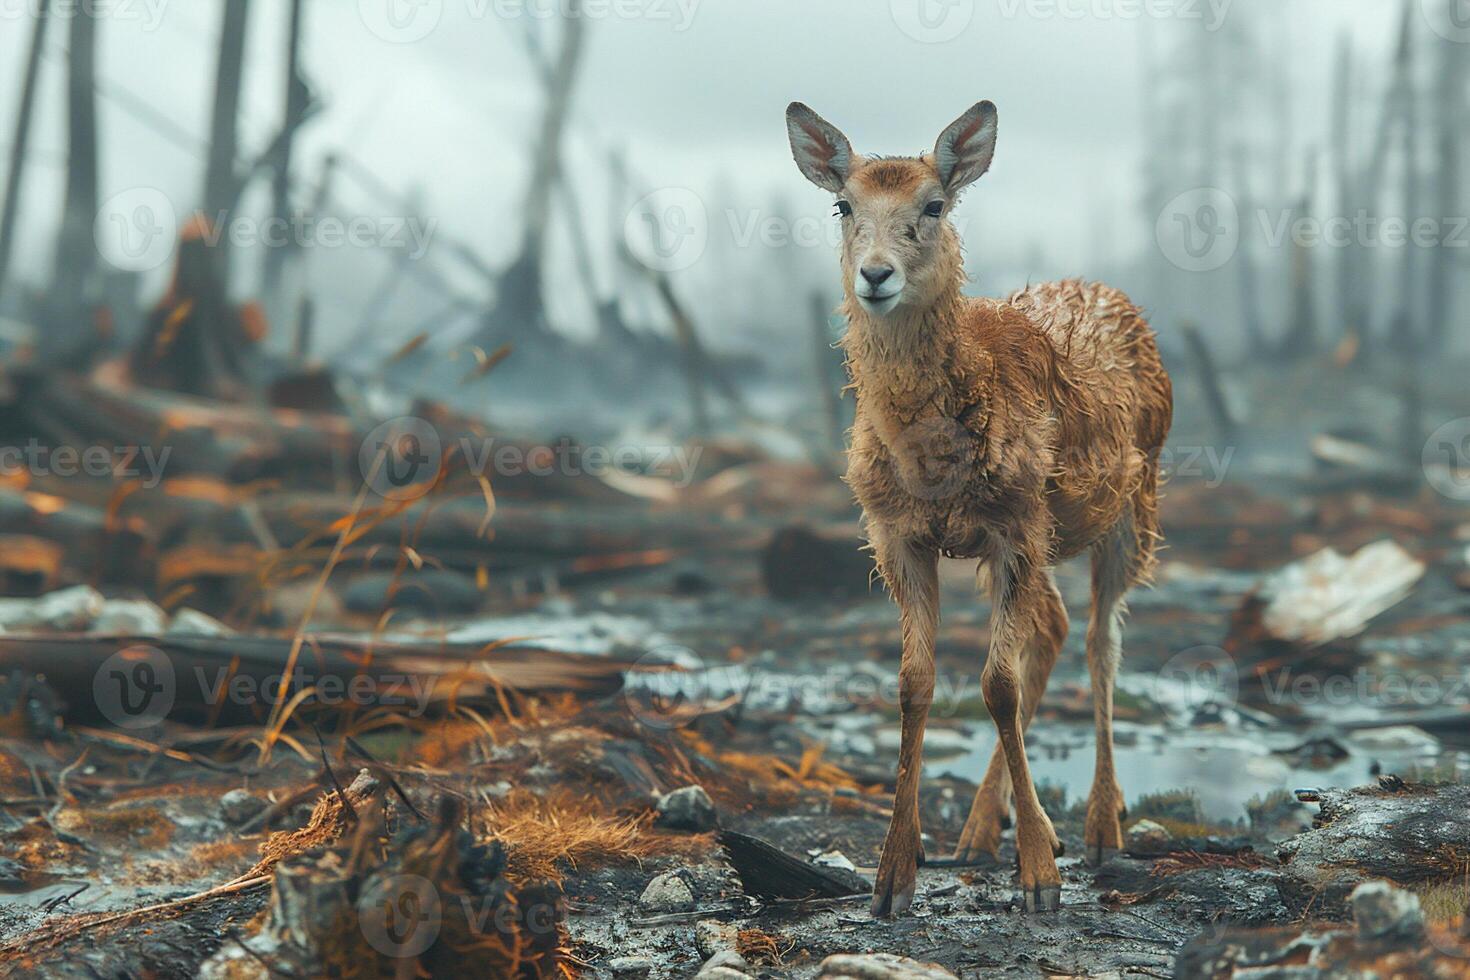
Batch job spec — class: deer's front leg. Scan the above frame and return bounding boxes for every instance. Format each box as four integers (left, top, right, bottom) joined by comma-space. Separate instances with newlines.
983, 558, 1064, 912
869, 531, 939, 918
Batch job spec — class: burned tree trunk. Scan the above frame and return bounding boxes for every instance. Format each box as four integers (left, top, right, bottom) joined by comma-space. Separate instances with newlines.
1280, 152, 1320, 358
0, 0, 51, 305
202, 0, 252, 293
1330, 32, 1358, 343
1228, 147, 1268, 355
474, 1, 586, 348
1360, 0, 1418, 348
261, 0, 310, 329
1426, 12, 1466, 352
50, 3, 101, 349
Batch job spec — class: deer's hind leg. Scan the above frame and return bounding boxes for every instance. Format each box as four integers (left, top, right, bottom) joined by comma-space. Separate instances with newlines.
1084, 495, 1157, 866
955, 570, 1068, 863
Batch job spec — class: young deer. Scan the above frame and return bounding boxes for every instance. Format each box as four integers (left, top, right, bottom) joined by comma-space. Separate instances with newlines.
786, 101, 1172, 916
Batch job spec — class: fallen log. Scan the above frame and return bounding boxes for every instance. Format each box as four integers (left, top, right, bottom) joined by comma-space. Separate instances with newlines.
0, 631, 634, 728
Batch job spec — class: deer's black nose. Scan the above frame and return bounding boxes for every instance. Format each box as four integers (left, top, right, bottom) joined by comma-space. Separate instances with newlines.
861, 265, 894, 287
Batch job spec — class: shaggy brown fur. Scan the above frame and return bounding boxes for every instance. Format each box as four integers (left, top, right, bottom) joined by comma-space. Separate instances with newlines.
787, 101, 1173, 916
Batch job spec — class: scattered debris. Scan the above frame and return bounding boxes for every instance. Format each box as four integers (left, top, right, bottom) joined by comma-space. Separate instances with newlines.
656, 784, 719, 832
1233, 540, 1426, 647
718, 830, 871, 900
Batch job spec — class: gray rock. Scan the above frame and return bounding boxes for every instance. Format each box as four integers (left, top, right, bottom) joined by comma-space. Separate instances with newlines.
607, 956, 654, 977
818, 953, 958, 979
1352, 881, 1424, 941
219, 788, 267, 825
1277, 783, 1470, 916
637, 871, 694, 913
695, 950, 753, 979
655, 785, 718, 832
694, 919, 740, 959
1125, 818, 1172, 854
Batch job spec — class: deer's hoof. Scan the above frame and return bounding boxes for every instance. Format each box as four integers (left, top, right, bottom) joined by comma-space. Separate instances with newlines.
1023, 883, 1062, 913
1085, 844, 1120, 867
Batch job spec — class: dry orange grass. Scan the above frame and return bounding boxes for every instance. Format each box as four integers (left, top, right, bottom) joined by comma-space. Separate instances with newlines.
680, 734, 865, 810
481, 789, 661, 883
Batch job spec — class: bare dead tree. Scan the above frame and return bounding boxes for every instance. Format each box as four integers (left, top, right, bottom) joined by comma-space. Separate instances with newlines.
202, 0, 252, 289
0, 0, 51, 304
261, 0, 310, 324
1281, 151, 1320, 358
1359, 0, 1418, 347
1426, 4, 1467, 352
474, 0, 586, 347
1229, 146, 1268, 354
52, 6, 100, 312
1329, 31, 1357, 342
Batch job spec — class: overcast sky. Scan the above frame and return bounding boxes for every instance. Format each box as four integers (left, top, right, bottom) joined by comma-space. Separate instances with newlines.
0, 0, 1429, 350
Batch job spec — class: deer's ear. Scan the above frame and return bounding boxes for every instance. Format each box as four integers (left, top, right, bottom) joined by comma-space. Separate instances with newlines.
933, 101, 998, 194
786, 103, 854, 192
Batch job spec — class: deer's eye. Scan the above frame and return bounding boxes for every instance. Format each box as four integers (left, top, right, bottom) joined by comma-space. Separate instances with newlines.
835, 200, 852, 217
923, 200, 944, 218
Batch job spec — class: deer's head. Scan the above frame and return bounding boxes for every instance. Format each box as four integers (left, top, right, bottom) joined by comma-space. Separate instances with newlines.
786, 101, 997, 320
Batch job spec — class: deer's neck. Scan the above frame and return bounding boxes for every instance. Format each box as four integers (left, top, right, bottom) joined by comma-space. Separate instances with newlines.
841, 285, 965, 418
